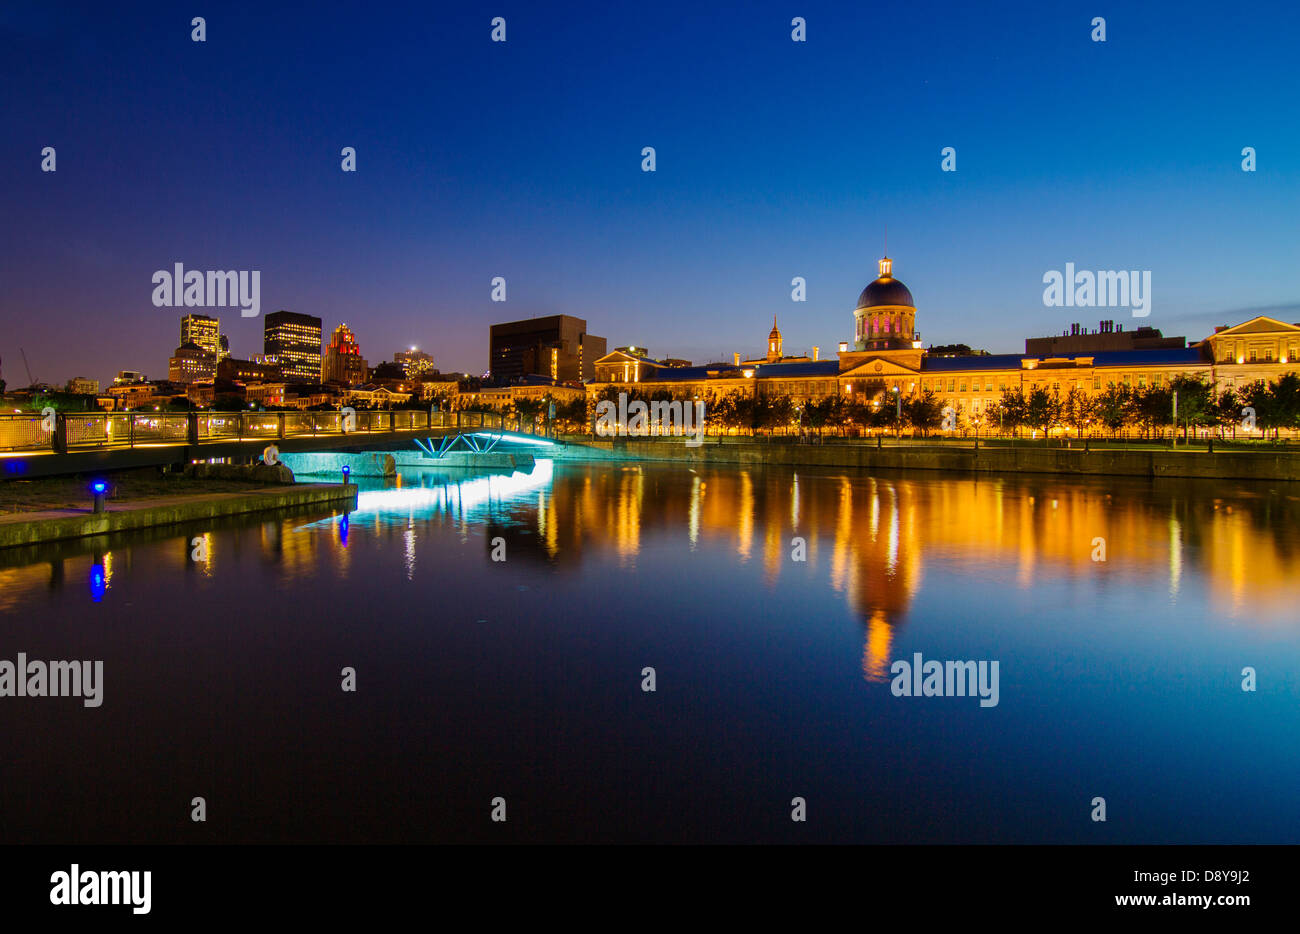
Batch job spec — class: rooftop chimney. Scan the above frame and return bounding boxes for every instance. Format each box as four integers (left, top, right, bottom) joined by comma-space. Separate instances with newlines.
813, 345, 820, 361
733, 352, 740, 366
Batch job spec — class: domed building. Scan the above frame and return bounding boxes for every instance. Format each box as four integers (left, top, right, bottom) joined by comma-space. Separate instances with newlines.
854, 257, 917, 352
833, 256, 926, 402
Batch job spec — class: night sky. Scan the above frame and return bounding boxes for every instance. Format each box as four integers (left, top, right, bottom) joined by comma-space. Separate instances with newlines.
2, 0, 1297, 386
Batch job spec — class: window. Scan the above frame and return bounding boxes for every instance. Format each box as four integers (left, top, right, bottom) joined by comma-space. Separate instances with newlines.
985, 379, 993, 392
999, 379, 1007, 391
1265, 348, 1274, 362
948, 379, 955, 392
959, 380, 967, 392
1250, 349, 1258, 363
1138, 376, 1146, 389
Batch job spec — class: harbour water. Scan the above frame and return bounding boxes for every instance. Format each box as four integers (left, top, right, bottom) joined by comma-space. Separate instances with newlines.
1, 459, 1297, 843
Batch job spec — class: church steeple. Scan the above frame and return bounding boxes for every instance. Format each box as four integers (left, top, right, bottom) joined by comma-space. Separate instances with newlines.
767, 314, 783, 363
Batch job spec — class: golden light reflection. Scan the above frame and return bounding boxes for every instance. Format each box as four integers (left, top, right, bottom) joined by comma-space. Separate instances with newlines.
3, 462, 1299, 640
195, 532, 213, 577
863, 610, 894, 683
736, 471, 753, 561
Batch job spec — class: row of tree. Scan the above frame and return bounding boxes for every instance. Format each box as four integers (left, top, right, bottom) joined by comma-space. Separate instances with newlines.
991, 374, 1300, 439
576, 375, 1300, 438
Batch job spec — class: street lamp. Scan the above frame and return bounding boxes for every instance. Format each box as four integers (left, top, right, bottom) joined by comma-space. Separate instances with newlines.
341, 464, 351, 485
892, 386, 901, 438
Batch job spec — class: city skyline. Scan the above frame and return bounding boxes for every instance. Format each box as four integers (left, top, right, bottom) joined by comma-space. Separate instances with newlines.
3, 1, 1298, 386
3, 0, 1299, 889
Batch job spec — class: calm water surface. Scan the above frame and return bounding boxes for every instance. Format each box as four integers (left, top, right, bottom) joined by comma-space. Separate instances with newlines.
1, 459, 1298, 843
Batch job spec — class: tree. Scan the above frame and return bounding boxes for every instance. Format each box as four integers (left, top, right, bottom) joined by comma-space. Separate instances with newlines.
1060, 386, 1096, 437
1212, 387, 1242, 439
1169, 374, 1214, 441
1130, 385, 1172, 439
1095, 384, 1131, 437
1024, 387, 1061, 438
801, 396, 832, 436
904, 389, 944, 436
996, 387, 1028, 436
556, 397, 587, 430
710, 391, 746, 435
1241, 381, 1275, 438
512, 396, 546, 428
764, 394, 795, 434
1269, 372, 1300, 437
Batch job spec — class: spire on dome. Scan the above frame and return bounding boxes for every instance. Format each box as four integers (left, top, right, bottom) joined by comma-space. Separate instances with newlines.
879, 256, 893, 278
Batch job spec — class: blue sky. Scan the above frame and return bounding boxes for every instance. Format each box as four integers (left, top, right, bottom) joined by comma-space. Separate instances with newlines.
1, 0, 1297, 385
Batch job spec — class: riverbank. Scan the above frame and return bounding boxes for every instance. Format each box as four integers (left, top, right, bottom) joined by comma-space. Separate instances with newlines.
0, 483, 357, 549
560, 437, 1300, 481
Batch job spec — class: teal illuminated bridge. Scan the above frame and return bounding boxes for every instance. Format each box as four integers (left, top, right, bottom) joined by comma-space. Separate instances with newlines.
0, 411, 559, 479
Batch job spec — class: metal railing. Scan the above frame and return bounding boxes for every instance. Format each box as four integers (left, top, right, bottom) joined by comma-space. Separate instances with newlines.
0, 410, 540, 455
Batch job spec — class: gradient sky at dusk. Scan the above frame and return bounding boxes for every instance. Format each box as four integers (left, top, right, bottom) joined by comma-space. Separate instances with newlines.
2, 0, 1298, 386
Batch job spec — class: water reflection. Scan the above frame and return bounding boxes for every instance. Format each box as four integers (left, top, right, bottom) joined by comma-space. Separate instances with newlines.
2, 462, 1299, 648
2, 459, 1299, 844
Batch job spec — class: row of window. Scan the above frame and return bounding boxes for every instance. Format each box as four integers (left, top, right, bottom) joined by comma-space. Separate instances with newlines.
1217, 341, 1297, 364
594, 366, 1289, 399
921, 371, 1208, 394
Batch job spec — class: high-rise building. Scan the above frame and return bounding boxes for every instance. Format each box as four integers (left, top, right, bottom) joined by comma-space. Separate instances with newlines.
180, 313, 227, 361
322, 323, 369, 386
263, 310, 322, 383
395, 348, 436, 377
489, 315, 605, 383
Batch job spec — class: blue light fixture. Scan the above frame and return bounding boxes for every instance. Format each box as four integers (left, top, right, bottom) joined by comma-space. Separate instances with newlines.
342, 464, 351, 485
90, 480, 108, 513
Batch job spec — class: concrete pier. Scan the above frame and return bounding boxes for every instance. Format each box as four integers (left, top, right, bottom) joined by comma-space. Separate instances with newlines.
0, 483, 357, 550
